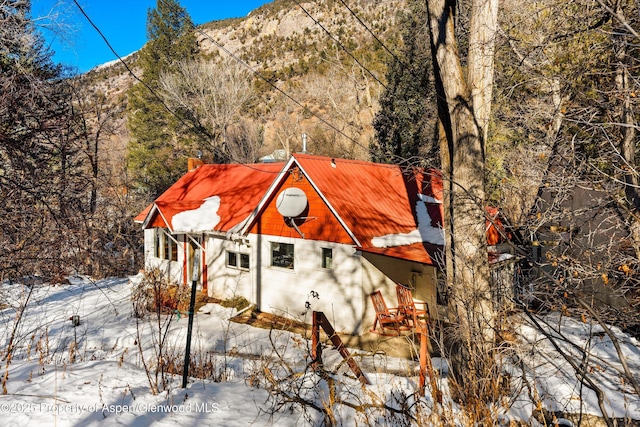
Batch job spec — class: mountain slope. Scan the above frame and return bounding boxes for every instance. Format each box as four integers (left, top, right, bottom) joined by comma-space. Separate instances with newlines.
81, 0, 405, 166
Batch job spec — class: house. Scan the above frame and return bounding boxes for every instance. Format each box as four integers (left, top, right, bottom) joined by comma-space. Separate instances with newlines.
134, 154, 510, 334
527, 185, 633, 310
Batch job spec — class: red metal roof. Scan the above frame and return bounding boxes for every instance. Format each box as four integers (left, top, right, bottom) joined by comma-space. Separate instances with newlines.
289, 154, 506, 264
292, 154, 443, 247
135, 154, 508, 265
137, 163, 283, 232
359, 242, 443, 265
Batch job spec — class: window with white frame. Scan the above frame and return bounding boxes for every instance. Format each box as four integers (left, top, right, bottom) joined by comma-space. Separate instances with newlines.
240, 253, 250, 269
321, 247, 333, 269
155, 229, 178, 261
271, 242, 294, 269
226, 251, 250, 270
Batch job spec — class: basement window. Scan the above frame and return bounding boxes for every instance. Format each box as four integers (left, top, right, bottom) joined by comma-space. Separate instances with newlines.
321, 248, 333, 269
227, 251, 250, 271
271, 242, 294, 269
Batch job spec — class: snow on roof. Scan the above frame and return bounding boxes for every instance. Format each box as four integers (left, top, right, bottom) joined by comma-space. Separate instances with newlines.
263, 155, 448, 265
136, 155, 508, 264
136, 162, 283, 233
490, 252, 514, 264
288, 155, 444, 250
171, 196, 221, 233
371, 194, 445, 248
259, 149, 287, 163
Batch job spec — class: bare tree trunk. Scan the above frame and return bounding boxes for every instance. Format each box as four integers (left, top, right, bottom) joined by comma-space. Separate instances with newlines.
612, 3, 640, 260
426, 0, 494, 402
468, 0, 499, 144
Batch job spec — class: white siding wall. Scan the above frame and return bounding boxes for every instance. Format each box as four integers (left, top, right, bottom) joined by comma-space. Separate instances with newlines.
143, 229, 416, 335
205, 235, 253, 301
143, 228, 184, 284
256, 235, 365, 334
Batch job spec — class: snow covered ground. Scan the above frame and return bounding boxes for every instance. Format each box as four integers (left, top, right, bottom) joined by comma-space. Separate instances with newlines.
0, 275, 638, 426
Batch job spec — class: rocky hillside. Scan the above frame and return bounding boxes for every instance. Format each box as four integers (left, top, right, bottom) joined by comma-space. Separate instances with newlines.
80, 0, 405, 166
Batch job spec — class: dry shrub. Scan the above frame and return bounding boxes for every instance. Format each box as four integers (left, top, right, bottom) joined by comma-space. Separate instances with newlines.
132, 269, 193, 316
220, 295, 250, 311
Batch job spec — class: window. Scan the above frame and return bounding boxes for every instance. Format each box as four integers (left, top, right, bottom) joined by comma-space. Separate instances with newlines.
154, 229, 162, 258
227, 251, 237, 268
321, 248, 333, 269
271, 242, 294, 269
240, 253, 250, 270
155, 229, 178, 261
163, 233, 170, 259
169, 238, 178, 261
226, 251, 250, 271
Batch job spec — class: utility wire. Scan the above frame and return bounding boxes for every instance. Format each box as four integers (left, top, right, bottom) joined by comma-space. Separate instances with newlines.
336, 0, 426, 81
71, 1, 180, 130
71, 0, 218, 148
294, 0, 387, 90
71, 0, 278, 170
157, 0, 369, 152
336, 0, 400, 63
74, 0, 373, 161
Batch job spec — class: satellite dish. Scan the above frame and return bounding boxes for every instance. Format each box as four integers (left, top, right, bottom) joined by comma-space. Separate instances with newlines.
276, 187, 308, 217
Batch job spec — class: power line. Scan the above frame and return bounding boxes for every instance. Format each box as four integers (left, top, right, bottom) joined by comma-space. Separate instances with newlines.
335, 0, 422, 80
71, 0, 265, 168
336, 0, 400, 64
70, 0, 218, 146
294, 0, 387, 90
74, 0, 372, 164
71, 1, 172, 126
156, 0, 369, 152
67, 0, 322, 174
70, 0, 304, 174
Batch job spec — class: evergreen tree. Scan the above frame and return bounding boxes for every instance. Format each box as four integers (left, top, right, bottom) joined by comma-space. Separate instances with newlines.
126, 0, 197, 198
370, 0, 437, 166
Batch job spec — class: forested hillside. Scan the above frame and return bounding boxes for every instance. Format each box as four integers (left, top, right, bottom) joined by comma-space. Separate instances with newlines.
0, 0, 403, 280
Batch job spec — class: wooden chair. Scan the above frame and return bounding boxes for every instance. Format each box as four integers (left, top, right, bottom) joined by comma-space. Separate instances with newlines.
369, 291, 408, 336
396, 284, 430, 329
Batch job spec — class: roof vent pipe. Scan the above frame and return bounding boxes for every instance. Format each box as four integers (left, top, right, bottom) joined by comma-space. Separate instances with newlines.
301, 133, 308, 154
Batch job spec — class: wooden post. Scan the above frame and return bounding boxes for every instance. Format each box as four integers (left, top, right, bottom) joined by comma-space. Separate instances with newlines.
311, 311, 322, 368
417, 320, 441, 403
419, 325, 427, 395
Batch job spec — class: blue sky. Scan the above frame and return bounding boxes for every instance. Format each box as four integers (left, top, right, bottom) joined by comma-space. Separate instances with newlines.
32, 1, 271, 73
